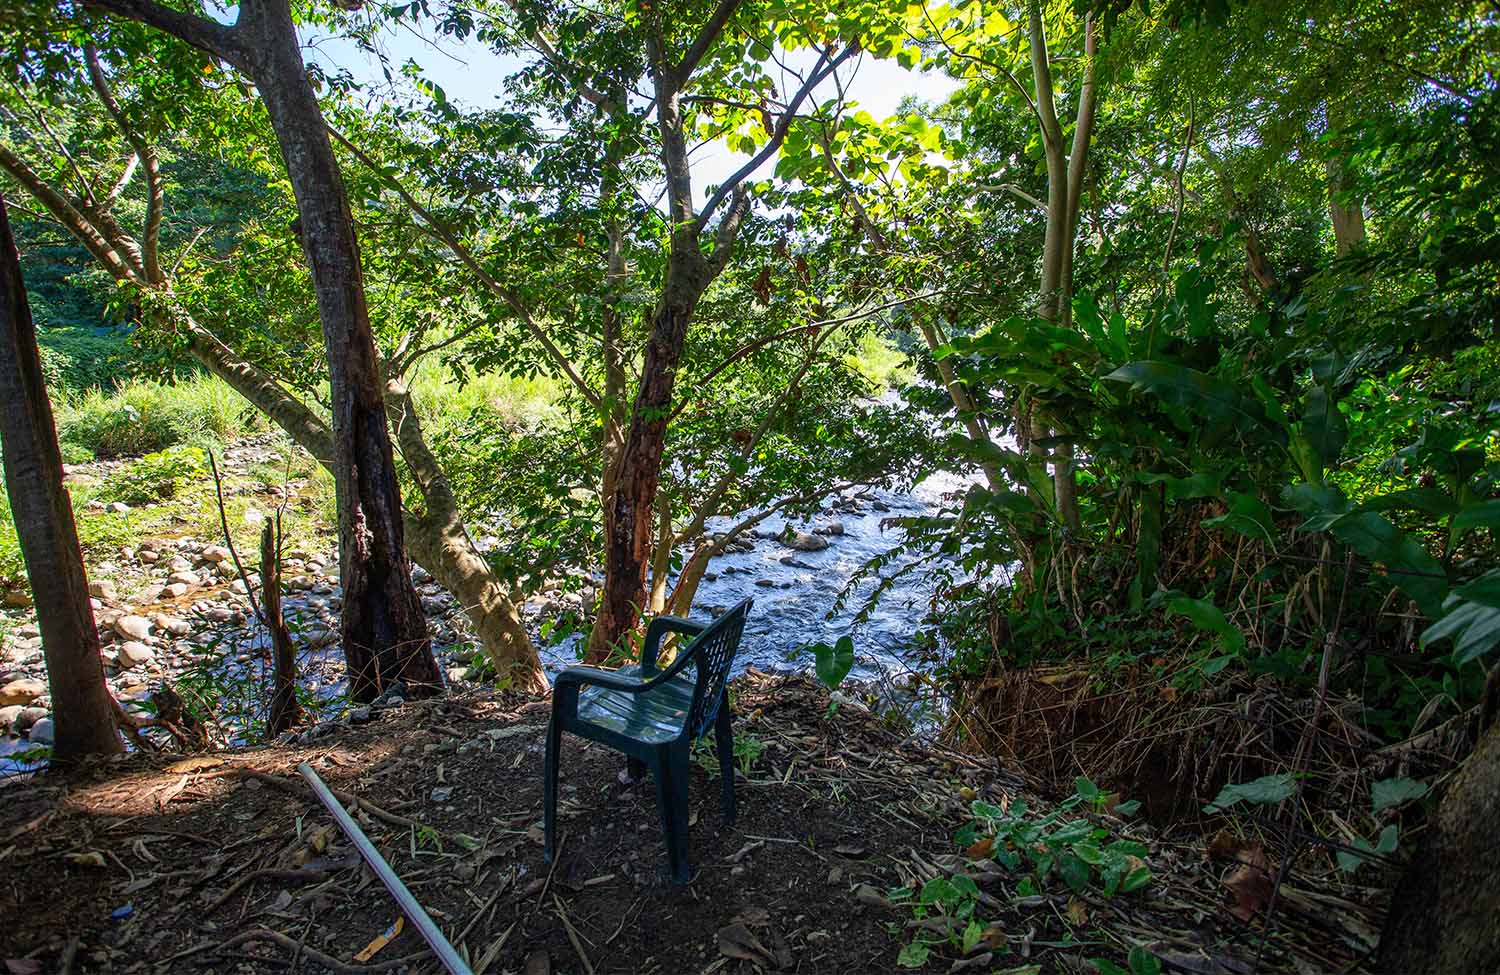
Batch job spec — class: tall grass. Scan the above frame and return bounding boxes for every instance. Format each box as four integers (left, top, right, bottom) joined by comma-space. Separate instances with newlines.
56, 374, 265, 459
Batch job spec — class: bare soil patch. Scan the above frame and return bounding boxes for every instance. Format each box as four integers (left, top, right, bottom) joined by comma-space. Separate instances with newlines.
2, 674, 1383, 974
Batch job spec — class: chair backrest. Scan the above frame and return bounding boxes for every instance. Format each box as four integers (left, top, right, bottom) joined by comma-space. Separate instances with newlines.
685, 598, 752, 738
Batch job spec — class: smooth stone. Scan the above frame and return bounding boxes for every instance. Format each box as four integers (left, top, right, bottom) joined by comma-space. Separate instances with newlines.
153, 615, 191, 637
816, 521, 846, 536
0, 678, 46, 707
754, 578, 776, 588
782, 530, 830, 552
118, 642, 155, 669
89, 580, 118, 601
160, 583, 190, 599
114, 615, 152, 641
27, 717, 53, 744
107, 501, 131, 514
13, 705, 48, 733
201, 545, 232, 564
2, 589, 32, 609
167, 556, 193, 572
168, 571, 201, 587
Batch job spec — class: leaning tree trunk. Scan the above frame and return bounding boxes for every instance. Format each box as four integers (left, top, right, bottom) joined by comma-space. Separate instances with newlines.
235, 0, 435, 702
0, 196, 122, 760
1379, 714, 1500, 973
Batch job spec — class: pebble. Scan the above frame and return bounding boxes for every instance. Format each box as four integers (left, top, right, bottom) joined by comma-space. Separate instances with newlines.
113, 615, 152, 641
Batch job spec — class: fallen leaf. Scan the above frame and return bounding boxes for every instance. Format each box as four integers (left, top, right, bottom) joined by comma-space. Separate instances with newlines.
855, 884, 892, 909
1065, 898, 1089, 926
524, 949, 550, 975
5, 961, 43, 974
352, 917, 404, 962
949, 952, 993, 972
977, 923, 1008, 950
1215, 839, 1274, 922
965, 837, 995, 859
833, 842, 867, 857
64, 851, 106, 868
731, 907, 771, 927
717, 923, 775, 967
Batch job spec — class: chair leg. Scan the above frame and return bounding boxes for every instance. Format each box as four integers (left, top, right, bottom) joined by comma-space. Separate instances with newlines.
715, 694, 736, 825
543, 719, 562, 863
653, 747, 692, 883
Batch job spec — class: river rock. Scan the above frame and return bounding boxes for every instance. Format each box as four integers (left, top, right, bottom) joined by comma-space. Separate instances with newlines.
138, 549, 160, 564
118, 642, 155, 669
107, 501, 131, 514
201, 545, 232, 564
27, 716, 53, 744
2, 589, 31, 609
0, 677, 45, 707
205, 607, 237, 623
754, 578, 776, 588
287, 575, 315, 592
168, 570, 201, 587
159, 583, 191, 599
114, 615, 152, 641
815, 521, 845, 536
153, 614, 191, 637
782, 530, 830, 552
13, 705, 48, 733
88, 579, 118, 601
0, 704, 20, 731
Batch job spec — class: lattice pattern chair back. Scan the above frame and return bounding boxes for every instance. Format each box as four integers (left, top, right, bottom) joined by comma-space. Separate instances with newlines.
687, 598, 751, 737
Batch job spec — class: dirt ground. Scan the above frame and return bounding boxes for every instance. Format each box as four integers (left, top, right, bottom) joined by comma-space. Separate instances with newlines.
1, 673, 1385, 974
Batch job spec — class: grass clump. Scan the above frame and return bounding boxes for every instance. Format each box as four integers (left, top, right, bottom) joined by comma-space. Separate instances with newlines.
57, 374, 263, 459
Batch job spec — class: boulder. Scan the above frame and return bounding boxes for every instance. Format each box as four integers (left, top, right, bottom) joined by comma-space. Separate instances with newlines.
26, 716, 53, 744
0, 704, 22, 731
781, 530, 830, 553
201, 545, 232, 564
88, 579, 118, 601
168, 570, 201, 587
13, 705, 48, 733
0, 677, 46, 707
113, 615, 152, 641
815, 521, 846, 536
160, 583, 190, 599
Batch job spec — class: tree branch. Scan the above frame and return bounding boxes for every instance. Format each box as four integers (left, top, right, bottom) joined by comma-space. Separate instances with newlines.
328, 125, 603, 409
0, 143, 145, 285
83, 0, 241, 67
694, 44, 856, 232
85, 43, 164, 283
676, 0, 743, 83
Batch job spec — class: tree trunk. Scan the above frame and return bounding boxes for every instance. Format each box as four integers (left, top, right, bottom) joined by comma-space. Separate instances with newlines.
0, 196, 122, 761
593, 291, 703, 659
1327, 157, 1367, 257
235, 0, 434, 702
386, 381, 547, 693
260, 520, 301, 736
1379, 717, 1500, 973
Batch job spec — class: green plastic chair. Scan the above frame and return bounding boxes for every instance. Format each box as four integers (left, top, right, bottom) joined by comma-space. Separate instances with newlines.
545, 598, 753, 883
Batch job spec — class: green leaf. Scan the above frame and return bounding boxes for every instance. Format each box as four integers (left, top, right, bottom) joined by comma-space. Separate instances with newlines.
1453, 499, 1500, 539
1167, 595, 1246, 655
811, 635, 855, 690
1324, 511, 1447, 617
1203, 491, 1275, 543
1297, 384, 1347, 470
1372, 777, 1428, 813
1089, 960, 1130, 975
1059, 852, 1091, 893
1361, 488, 1460, 517
896, 941, 930, 968
1128, 946, 1164, 975
1454, 572, 1500, 609
1104, 361, 1268, 435
1204, 773, 1295, 812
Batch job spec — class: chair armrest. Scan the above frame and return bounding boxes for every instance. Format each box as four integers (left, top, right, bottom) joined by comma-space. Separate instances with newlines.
641, 615, 707, 674
554, 665, 649, 694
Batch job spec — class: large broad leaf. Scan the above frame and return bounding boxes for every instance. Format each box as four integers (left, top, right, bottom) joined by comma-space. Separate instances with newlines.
1453, 499, 1500, 541
1296, 385, 1348, 471
1138, 471, 1223, 501
1361, 487, 1460, 518
1204, 773, 1295, 812
1167, 595, 1246, 655
1103, 361, 1269, 435
1323, 512, 1447, 617
1204, 492, 1276, 544
811, 635, 855, 690
1372, 777, 1428, 813
1422, 572, 1500, 666
1281, 481, 1350, 518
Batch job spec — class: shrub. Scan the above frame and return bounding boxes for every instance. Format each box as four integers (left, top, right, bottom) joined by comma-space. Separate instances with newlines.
103, 445, 210, 505
57, 375, 259, 458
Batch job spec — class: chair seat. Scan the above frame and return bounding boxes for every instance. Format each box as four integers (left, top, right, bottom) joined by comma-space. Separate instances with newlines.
575, 665, 697, 743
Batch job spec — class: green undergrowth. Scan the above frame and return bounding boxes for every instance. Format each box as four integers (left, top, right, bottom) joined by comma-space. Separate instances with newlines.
55, 374, 265, 460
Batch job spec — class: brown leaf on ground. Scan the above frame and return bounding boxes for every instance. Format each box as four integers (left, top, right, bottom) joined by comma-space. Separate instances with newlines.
1209, 833, 1275, 921
965, 837, 995, 859
1065, 897, 1089, 926
719, 923, 778, 968
950, 952, 994, 972
524, 949, 550, 975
